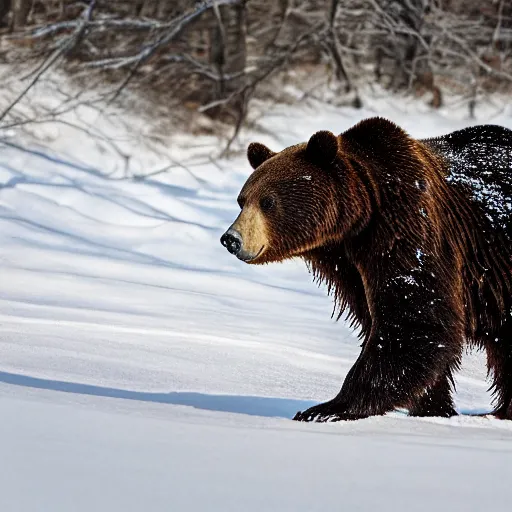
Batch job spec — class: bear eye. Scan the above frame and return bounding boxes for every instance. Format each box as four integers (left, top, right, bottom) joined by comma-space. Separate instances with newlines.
260, 196, 275, 212
237, 196, 246, 209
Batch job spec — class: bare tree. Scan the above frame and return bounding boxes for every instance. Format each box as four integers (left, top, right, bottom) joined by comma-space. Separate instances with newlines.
0, 0, 511, 148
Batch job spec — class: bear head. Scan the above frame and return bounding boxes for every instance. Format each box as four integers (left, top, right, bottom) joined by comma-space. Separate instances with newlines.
221, 130, 373, 264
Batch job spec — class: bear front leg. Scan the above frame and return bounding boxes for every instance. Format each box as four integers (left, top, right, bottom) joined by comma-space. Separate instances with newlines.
294, 254, 464, 422
292, 357, 370, 422
293, 331, 460, 422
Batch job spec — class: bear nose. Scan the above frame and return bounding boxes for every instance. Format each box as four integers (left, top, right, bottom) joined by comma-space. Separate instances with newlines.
221, 228, 242, 256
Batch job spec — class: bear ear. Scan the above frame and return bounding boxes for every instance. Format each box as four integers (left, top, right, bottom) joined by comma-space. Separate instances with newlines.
247, 142, 276, 170
306, 130, 339, 167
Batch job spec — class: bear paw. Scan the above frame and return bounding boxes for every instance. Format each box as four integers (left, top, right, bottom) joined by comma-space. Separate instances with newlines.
293, 401, 367, 422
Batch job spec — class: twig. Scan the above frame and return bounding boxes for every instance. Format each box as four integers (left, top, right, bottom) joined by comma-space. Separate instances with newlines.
0, 0, 97, 124
106, 0, 244, 104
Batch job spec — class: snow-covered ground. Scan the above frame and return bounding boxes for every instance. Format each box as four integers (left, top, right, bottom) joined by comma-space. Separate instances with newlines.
1, 94, 512, 511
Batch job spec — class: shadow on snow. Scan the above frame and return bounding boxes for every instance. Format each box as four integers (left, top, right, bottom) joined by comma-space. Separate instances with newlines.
0, 371, 317, 419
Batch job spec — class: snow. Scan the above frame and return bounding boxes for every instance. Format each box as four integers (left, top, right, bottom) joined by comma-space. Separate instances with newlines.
1, 93, 512, 510
3, 389, 512, 512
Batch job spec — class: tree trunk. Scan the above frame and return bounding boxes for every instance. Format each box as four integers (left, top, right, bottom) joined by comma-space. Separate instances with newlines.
12, 0, 30, 29
139, 0, 189, 19
209, 3, 247, 99
0, 0, 11, 27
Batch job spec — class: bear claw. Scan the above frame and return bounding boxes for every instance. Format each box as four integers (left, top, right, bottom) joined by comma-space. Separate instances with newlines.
293, 402, 366, 422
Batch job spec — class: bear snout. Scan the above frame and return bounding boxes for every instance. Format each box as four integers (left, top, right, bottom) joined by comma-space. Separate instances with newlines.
220, 228, 242, 256
220, 227, 265, 262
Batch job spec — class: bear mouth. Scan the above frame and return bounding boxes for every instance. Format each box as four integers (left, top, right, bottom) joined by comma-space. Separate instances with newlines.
238, 245, 265, 263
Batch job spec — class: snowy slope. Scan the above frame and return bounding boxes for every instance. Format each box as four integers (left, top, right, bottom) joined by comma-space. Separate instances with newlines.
1, 97, 512, 511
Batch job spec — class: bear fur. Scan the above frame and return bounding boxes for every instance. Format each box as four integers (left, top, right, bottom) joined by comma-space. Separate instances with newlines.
220, 117, 512, 422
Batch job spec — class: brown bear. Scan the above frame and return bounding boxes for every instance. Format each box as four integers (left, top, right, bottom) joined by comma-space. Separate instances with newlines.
220, 117, 512, 422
